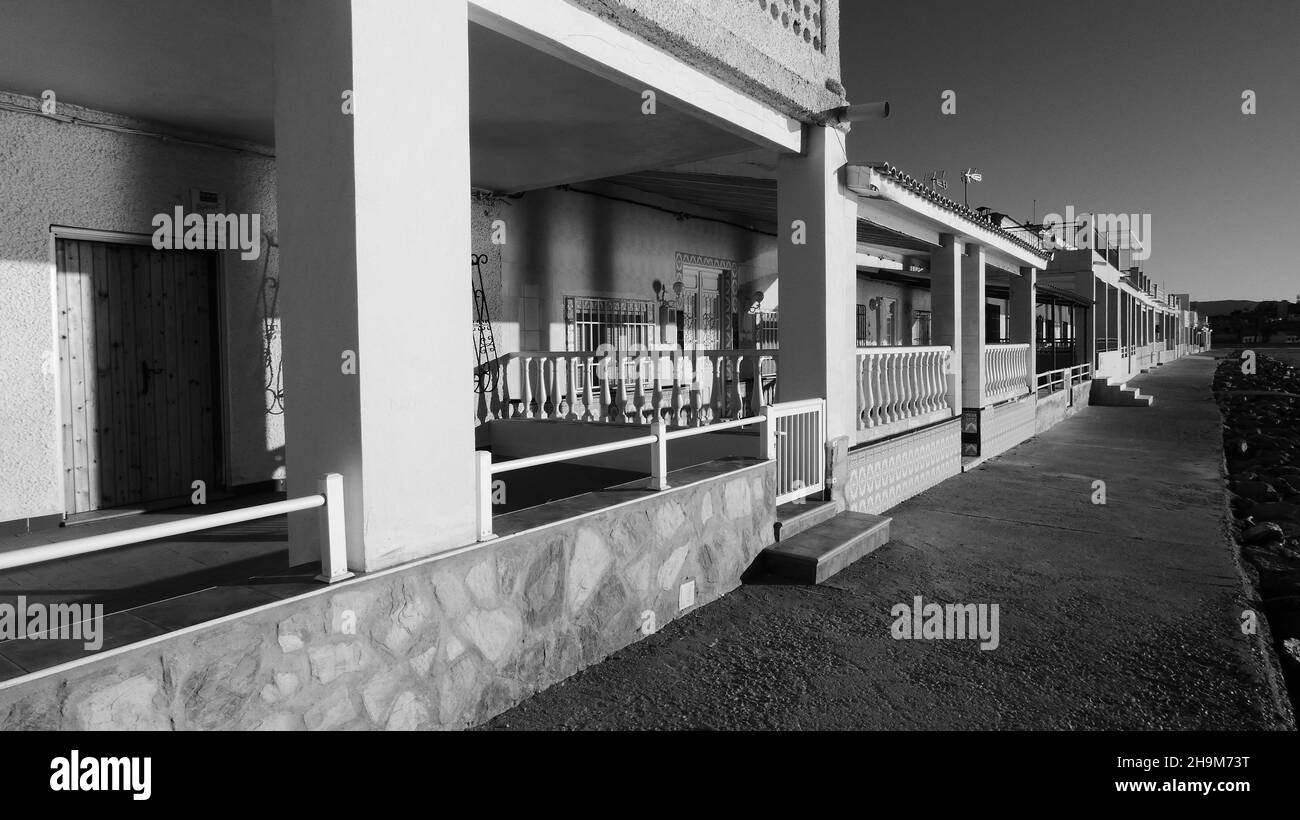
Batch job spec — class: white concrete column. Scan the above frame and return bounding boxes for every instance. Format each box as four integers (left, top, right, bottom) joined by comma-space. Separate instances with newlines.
960, 245, 986, 407
1012, 266, 1036, 388
776, 125, 857, 441
930, 235, 962, 413
274, 0, 475, 570
1075, 272, 1094, 368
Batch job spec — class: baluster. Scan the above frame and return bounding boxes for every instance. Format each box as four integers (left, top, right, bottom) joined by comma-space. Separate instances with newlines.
883, 353, 894, 423
578, 356, 594, 422
518, 356, 533, 418
897, 353, 909, 420
729, 354, 745, 419
539, 357, 553, 418
564, 356, 578, 420
891, 352, 902, 421
895, 352, 906, 421
982, 348, 993, 400
619, 353, 634, 423
491, 358, 505, 420
935, 349, 943, 407
599, 352, 614, 422
877, 354, 890, 424
670, 350, 684, 426
868, 353, 878, 426
856, 355, 867, 430
909, 350, 920, 415
632, 353, 647, 425
900, 353, 911, 419
924, 351, 935, 412
505, 357, 519, 418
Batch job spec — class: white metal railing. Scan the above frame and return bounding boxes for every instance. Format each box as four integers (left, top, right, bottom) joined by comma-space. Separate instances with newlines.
856, 346, 952, 432
763, 399, 826, 506
984, 343, 1032, 402
0, 474, 351, 583
476, 416, 764, 540
1036, 362, 1092, 393
474, 349, 777, 427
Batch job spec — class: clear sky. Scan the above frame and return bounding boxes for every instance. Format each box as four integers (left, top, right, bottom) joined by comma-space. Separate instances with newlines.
839, 0, 1299, 301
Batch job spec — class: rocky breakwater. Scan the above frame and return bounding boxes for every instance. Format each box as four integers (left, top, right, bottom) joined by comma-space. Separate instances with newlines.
1215, 350, 1300, 708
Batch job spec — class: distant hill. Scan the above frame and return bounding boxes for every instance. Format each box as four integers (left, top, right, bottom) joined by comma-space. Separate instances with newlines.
1193, 300, 1258, 316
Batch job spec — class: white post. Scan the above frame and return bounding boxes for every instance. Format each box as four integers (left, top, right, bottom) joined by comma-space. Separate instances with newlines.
316, 473, 354, 584
650, 421, 670, 491
759, 404, 777, 461
476, 451, 496, 541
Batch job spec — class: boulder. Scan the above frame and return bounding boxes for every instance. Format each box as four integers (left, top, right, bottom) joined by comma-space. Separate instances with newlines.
1232, 481, 1281, 503
1243, 521, 1286, 545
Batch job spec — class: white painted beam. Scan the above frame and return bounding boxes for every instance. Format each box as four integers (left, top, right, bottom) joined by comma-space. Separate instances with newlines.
468, 0, 802, 154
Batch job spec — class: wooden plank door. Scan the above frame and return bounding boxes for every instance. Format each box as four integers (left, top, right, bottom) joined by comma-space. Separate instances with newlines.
57, 238, 220, 513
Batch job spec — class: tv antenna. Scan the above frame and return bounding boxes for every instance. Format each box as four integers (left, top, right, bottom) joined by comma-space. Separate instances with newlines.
960, 168, 982, 208
927, 170, 948, 193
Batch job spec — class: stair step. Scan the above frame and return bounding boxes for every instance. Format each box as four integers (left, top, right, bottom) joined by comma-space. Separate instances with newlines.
1090, 378, 1154, 407
774, 499, 839, 542
760, 511, 891, 584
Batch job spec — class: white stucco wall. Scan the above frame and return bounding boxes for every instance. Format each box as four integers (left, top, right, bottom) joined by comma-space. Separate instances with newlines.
0, 93, 281, 523
855, 276, 934, 345
488, 184, 779, 354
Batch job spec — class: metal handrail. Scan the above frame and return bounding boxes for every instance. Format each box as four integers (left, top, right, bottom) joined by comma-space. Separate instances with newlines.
0, 474, 351, 583
1036, 362, 1092, 392
476, 416, 764, 540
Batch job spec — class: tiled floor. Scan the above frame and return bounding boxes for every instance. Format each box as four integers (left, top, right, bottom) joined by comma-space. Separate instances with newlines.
0, 458, 765, 682
493, 457, 764, 537
0, 493, 317, 681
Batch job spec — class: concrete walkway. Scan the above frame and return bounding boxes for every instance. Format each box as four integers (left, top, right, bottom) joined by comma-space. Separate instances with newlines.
484, 354, 1296, 730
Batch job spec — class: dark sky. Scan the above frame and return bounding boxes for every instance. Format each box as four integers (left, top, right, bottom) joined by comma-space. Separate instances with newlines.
839, 0, 1300, 301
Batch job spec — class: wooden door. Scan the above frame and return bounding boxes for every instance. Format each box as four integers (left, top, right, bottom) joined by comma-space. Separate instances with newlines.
56, 238, 221, 513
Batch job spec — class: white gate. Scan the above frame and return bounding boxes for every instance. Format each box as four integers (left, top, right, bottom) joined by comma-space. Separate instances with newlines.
763, 398, 825, 505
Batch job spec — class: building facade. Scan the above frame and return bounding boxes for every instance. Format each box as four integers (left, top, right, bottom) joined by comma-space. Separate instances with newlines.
0, 0, 1209, 729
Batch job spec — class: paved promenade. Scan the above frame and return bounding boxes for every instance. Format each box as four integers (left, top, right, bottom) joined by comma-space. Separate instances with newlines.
485, 355, 1296, 730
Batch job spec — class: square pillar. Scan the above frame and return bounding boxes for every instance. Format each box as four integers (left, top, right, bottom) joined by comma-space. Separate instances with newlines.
274, 0, 475, 571
776, 125, 857, 442
1011, 266, 1036, 388
930, 235, 962, 413
1075, 272, 1094, 369
960, 245, 986, 407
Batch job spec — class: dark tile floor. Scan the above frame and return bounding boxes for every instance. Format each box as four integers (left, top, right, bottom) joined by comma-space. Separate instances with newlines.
494, 457, 762, 536
0, 493, 312, 681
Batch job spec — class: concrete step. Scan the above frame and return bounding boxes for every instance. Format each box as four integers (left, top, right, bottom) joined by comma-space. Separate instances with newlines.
1090, 377, 1154, 407
773, 499, 839, 542
760, 511, 891, 584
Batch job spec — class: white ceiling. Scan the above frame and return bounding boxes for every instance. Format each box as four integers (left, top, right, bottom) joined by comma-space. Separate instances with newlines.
0, 0, 276, 143
0, 0, 763, 192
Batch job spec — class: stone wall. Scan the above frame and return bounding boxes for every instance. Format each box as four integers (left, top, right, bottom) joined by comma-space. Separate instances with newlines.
0, 463, 775, 730
1034, 381, 1093, 435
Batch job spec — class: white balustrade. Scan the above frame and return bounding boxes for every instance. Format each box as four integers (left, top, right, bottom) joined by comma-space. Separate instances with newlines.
983, 343, 1032, 402
474, 349, 777, 428
856, 346, 952, 433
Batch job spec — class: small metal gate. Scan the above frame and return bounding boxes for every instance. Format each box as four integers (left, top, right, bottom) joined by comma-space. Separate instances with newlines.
765, 398, 825, 505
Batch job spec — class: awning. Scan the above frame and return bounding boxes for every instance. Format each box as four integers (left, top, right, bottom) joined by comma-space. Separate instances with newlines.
1037, 283, 1094, 307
